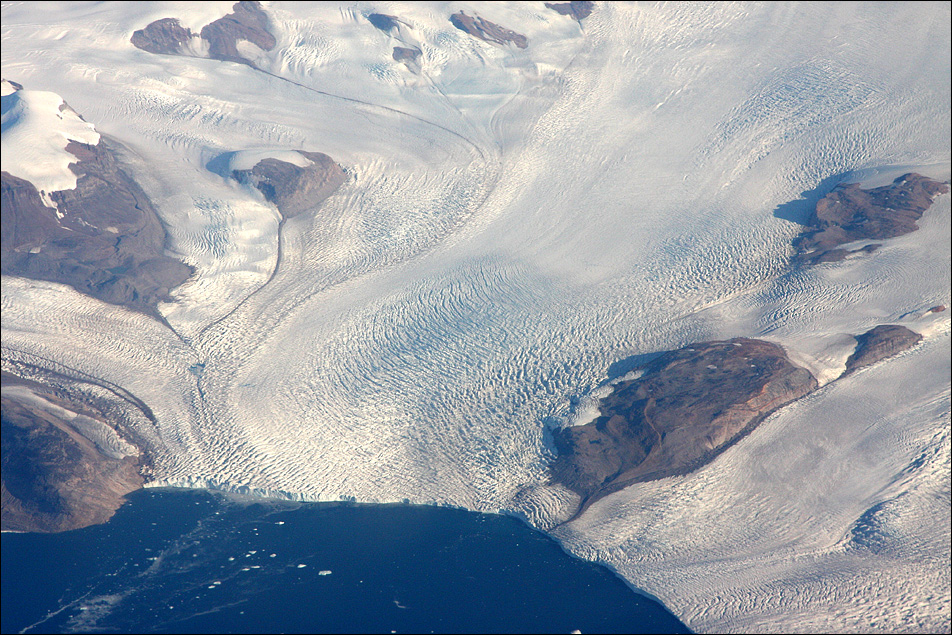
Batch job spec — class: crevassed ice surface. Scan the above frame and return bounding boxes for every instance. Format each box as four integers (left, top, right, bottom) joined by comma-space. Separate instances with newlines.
1, 2, 949, 632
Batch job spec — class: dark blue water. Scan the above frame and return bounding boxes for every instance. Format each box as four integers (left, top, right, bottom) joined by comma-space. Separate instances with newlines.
1, 488, 689, 634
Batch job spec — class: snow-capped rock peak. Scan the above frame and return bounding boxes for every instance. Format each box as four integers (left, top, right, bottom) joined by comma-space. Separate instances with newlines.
1, 81, 100, 198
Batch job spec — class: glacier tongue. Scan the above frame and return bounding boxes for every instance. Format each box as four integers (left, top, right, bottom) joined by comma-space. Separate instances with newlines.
1, 1, 949, 632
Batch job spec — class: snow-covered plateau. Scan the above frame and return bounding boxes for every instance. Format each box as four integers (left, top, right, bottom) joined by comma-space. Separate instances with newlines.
2, 2, 949, 632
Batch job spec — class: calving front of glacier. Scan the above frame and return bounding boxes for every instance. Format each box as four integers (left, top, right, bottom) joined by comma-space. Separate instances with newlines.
1, 2, 949, 632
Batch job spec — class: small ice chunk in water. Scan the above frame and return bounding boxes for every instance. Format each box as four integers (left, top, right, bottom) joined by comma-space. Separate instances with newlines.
318, 570, 332, 576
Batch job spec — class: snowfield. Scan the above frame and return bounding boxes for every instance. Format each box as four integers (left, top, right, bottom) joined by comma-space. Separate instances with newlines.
2, 2, 949, 632
1, 79, 100, 204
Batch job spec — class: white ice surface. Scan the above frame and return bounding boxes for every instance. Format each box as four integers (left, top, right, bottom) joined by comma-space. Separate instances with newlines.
0, 79, 99, 198
227, 149, 313, 171
1, 2, 949, 632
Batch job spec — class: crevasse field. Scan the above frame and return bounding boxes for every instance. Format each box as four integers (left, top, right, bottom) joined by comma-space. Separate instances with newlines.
1, 2, 949, 632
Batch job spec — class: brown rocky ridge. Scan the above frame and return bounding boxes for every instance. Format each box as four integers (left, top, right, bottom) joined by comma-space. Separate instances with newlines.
1, 138, 193, 319
551, 338, 818, 516
131, 0, 275, 67
367, 13, 403, 33
545, 1, 595, 21
843, 324, 922, 376
365, 13, 423, 68
1, 372, 144, 533
393, 46, 423, 64
364, 14, 423, 68
231, 151, 347, 220
130, 17, 192, 55
450, 11, 528, 49
793, 173, 949, 265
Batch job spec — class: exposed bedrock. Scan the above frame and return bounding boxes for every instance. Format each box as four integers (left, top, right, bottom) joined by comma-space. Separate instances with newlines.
551, 338, 818, 509
131, 1, 275, 67
1, 139, 193, 317
130, 17, 192, 55
793, 173, 949, 265
1, 373, 144, 533
364, 13, 422, 68
545, 1, 596, 21
844, 325, 923, 376
393, 46, 423, 64
231, 151, 346, 219
200, 0, 276, 64
450, 12, 528, 49
367, 13, 402, 33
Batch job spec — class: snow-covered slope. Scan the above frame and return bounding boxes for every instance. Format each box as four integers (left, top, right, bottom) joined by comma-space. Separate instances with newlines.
2, 2, 949, 632
1, 79, 99, 204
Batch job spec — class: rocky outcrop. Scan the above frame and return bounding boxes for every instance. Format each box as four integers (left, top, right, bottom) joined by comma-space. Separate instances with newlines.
551, 338, 817, 511
232, 151, 346, 219
393, 46, 422, 64
545, 1, 595, 21
793, 173, 949, 265
844, 325, 922, 375
1, 373, 143, 533
450, 12, 528, 49
1, 139, 193, 317
367, 13, 402, 33
130, 17, 192, 55
364, 13, 422, 68
365, 13, 422, 68
131, 1, 275, 67
200, 0, 276, 65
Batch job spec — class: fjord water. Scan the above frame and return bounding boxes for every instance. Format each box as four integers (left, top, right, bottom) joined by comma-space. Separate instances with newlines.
1, 488, 689, 634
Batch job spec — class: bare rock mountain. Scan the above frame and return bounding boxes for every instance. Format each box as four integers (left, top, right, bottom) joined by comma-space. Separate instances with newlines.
200, 0, 276, 65
1, 373, 144, 533
393, 46, 423, 65
366, 13, 423, 69
793, 173, 949, 265
231, 151, 346, 219
1, 139, 192, 318
551, 338, 818, 512
367, 13, 403, 33
131, 0, 275, 67
129, 17, 192, 55
450, 12, 528, 49
545, 1, 596, 21
844, 325, 923, 375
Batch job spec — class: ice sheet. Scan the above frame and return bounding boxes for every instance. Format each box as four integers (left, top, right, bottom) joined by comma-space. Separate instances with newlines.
2, 2, 949, 632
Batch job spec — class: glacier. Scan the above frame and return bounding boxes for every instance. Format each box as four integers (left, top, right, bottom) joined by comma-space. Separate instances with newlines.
1, 1, 949, 632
